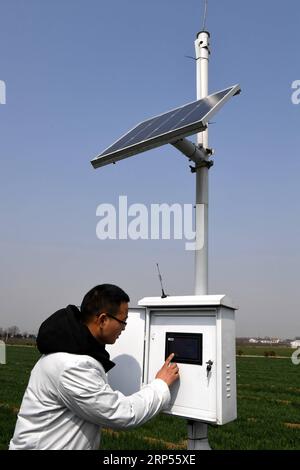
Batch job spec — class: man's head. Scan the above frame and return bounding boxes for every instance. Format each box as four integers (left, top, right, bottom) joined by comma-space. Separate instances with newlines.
80, 284, 130, 344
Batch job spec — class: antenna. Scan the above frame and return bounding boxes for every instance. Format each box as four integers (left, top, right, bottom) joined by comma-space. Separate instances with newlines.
202, 0, 208, 31
156, 263, 168, 299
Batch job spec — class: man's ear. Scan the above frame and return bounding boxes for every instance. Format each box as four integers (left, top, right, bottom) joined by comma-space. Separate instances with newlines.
96, 313, 107, 327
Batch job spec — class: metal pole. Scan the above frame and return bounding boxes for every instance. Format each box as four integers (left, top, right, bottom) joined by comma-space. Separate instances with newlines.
187, 30, 211, 451
0, 340, 6, 365
194, 30, 210, 295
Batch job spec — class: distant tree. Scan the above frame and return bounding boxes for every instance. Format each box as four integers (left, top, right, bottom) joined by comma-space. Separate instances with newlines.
237, 349, 244, 356
7, 326, 20, 337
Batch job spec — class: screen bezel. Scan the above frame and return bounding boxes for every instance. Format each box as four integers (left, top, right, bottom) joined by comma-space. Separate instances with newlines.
165, 332, 203, 365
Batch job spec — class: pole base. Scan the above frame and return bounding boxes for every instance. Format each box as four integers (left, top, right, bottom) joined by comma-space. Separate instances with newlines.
187, 421, 211, 450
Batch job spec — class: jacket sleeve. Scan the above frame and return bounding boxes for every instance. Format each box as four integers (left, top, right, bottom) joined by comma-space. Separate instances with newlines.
57, 360, 171, 429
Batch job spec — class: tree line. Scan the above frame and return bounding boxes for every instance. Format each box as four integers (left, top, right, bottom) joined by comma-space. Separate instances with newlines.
0, 326, 36, 341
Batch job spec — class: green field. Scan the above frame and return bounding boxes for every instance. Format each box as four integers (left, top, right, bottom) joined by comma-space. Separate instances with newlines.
0, 346, 299, 450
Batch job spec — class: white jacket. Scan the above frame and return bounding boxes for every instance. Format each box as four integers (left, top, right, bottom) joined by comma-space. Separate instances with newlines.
9, 352, 170, 450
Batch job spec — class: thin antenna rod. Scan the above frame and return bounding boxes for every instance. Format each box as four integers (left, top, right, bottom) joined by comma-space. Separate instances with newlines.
202, 0, 208, 31
156, 263, 167, 298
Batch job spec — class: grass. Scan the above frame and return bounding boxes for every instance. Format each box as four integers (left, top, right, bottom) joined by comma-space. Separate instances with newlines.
214, 356, 300, 450
0, 346, 41, 450
0, 346, 299, 450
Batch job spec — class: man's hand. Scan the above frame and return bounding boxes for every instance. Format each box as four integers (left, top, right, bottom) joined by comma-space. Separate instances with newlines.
155, 353, 179, 387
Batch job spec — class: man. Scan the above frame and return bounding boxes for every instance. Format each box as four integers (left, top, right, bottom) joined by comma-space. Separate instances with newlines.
9, 284, 179, 450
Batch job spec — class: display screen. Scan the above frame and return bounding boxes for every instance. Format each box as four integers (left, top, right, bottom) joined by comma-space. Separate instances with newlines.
165, 332, 203, 365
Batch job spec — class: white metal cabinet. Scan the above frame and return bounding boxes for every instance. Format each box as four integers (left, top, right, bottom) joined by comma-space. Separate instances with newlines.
140, 296, 237, 425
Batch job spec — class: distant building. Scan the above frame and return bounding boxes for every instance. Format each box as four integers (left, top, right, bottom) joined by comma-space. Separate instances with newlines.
249, 338, 259, 343
291, 340, 300, 349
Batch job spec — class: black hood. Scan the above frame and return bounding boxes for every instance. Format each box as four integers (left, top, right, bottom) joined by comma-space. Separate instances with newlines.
36, 305, 115, 372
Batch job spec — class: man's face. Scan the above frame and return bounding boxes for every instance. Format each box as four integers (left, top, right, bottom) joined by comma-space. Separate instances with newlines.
97, 301, 129, 345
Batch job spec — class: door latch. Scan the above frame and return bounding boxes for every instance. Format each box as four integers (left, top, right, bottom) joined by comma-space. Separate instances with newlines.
206, 359, 213, 377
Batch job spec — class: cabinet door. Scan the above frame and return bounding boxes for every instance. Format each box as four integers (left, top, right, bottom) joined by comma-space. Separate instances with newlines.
147, 311, 217, 422
107, 308, 146, 395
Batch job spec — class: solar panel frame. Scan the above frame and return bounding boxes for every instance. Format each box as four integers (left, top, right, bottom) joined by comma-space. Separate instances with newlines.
91, 84, 240, 169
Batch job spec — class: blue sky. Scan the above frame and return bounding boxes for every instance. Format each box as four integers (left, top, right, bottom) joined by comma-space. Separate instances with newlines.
0, 0, 299, 338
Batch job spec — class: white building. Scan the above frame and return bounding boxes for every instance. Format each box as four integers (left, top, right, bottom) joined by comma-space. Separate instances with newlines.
291, 340, 300, 349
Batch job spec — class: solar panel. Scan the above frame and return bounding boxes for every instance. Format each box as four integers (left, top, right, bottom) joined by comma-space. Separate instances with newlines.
91, 84, 240, 169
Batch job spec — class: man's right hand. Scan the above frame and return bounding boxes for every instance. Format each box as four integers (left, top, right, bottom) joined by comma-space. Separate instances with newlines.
155, 353, 180, 387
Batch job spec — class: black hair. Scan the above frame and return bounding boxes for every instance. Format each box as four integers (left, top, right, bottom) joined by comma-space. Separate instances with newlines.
80, 284, 130, 322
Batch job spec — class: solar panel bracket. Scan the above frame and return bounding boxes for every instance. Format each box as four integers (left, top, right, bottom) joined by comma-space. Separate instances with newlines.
171, 138, 213, 171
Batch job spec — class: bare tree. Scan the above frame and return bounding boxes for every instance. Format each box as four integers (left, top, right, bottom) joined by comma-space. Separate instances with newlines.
7, 326, 20, 337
